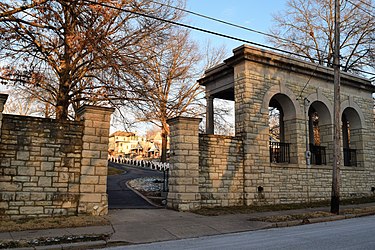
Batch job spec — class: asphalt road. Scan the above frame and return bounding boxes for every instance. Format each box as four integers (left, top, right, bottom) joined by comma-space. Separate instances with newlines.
107, 162, 163, 209
104, 215, 375, 249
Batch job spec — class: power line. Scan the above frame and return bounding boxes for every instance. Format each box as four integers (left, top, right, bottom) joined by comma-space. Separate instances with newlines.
153, 1, 375, 78
82, 0, 315, 61
150, 0, 328, 56
83, 0, 375, 77
347, 0, 375, 17
297, 63, 321, 100
358, 0, 375, 10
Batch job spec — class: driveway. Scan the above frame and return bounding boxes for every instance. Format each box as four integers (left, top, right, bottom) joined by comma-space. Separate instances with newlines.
107, 162, 163, 209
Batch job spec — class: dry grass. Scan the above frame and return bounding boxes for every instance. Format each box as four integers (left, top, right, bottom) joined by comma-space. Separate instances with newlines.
194, 196, 375, 217
0, 215, 109, 233
250, 211, 333, 222
108, 166, 124, 176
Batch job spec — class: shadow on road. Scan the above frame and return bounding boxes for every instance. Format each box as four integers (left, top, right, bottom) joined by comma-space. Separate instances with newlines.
107, 162, 163, 209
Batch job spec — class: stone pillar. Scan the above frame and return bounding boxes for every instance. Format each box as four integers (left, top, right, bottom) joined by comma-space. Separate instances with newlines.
206, 94, 214, 134
167, 116, 202, 211
76, 105, 114, 216
0, 94, 8, 137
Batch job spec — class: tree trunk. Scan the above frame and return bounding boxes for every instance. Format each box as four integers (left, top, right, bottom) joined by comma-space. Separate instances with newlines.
161, 127, 168, 163
55, 76, 70, 120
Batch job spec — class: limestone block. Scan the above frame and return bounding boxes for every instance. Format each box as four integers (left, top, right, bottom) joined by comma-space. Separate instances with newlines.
16, 151, 30, 161
68, 184, 80, 193
95, 185, 107, 193
12, 176, 30, 182
98, 176, 107, 185
80, 176, 99, 184
81, 165, 95, 175
81, 158, 91, 166
80, 193, 102, 203
90, 158, 107, 167
95, 167, 107, 176
38, 177, 52, 187
30, 193, 46, 201
89, 143, 108, 151
0, 176, 11, 182
20, 206, 43, 215
185, 185, 199, 193
80, 185, 95, 192
41, 147, 55, 156
16, 192, 30, 201
82, 135, 101, 143
82, 150, 100, 159
0, 202, 9, 209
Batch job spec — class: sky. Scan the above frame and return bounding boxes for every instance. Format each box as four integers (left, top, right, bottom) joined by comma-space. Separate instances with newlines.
0, 0, 289, 133
185, 0, 287, 55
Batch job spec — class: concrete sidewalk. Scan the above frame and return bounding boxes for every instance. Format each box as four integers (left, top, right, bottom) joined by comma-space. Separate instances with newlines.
1, 203, 375, 249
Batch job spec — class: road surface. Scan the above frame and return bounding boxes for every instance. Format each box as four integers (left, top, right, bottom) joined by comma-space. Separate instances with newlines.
107, 162, 163, 209
103, 215, 375, 249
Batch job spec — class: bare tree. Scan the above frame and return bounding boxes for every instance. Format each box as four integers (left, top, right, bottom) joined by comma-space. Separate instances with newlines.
0, 0, 185, 120
0, 0, 48, 19
123, 27, 203, 162
3, 87, 53, 117
269, 0, 374, 73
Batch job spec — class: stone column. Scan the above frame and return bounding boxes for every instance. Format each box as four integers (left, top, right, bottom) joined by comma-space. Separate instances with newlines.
167, 116, 202, 211
206, 94, 214, 134
0, 94, 8, 137
76, 105, 114, 216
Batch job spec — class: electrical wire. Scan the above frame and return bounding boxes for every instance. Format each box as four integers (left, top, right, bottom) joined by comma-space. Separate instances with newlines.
347, 0, 375, 17
150, 0, 328, 56
82, 0, 316, 61
357, 0, 375, 10
82, 0, 375, 77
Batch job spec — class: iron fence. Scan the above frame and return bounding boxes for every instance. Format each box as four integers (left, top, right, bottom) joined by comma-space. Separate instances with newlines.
269, 142, 290, 163
343, 148, 357, 167
309, 144, 326, 165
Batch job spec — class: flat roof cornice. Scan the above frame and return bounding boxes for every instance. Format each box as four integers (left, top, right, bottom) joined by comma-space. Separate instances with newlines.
224, 45, 375, 93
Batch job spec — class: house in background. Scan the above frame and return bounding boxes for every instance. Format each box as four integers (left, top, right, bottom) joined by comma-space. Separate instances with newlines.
108, 130, 170, 159
108, 131, 146, 158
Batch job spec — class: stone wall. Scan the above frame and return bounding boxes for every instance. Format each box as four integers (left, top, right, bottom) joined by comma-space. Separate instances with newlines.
199, 134, 244, 207
0, 94, 113, 219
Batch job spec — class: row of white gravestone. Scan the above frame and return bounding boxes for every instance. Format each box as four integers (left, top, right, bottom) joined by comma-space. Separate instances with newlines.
108, 157, 170, 171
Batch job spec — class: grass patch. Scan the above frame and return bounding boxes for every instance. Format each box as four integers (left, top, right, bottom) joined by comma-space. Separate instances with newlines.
250, 211, 333, 223
194, 196, 375, 216
0, 215, 109, 233
108, 166, 124, 176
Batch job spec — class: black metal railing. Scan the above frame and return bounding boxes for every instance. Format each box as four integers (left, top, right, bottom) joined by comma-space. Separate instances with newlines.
269, 142, 290, 163
343, 148, 357, 167
309, 144, 326, 165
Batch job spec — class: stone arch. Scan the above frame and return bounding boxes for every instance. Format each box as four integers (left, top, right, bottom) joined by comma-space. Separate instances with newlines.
305, 92, 333, 125
262, 84, 302, 120
341, 99, 365, 167
267, 90, 300, 164
341, 99, 365, 129
305, 96, 333, 165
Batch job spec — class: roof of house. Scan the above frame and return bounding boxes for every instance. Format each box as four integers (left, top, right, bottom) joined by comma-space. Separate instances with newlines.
110, 131, 136, 137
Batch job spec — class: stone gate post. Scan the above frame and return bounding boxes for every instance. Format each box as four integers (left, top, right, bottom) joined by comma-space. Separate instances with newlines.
76, 105, 114, 215
167, 116, 202, 211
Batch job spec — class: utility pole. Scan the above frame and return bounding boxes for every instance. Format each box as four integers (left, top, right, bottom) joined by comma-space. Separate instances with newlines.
331, 0, 341, 214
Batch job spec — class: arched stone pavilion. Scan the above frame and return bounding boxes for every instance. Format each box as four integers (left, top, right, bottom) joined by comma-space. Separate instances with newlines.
167, 45, 375, 211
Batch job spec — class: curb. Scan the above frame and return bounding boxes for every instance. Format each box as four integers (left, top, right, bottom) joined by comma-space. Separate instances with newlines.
125, 180, 166, 209
8, 240, 107, 250
272, 211, 375, 228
